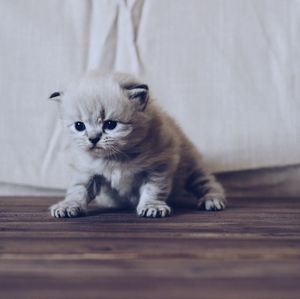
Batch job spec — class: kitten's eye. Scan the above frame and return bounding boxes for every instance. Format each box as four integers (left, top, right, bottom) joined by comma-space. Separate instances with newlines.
74, 121, 86, 131
103, 120, 117, 131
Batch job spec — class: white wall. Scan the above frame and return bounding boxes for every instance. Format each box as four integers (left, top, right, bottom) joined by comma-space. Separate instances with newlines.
0, 0, 299, 191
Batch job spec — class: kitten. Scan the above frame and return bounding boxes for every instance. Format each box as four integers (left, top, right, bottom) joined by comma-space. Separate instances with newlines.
49, 71, 226, 218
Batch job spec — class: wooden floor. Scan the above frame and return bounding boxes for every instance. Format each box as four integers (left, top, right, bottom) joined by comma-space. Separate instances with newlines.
0, 197, 300, 299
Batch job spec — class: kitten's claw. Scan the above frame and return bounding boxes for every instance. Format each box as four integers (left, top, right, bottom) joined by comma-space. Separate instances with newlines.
137, 203, 171, 218
198, 194, 226, 211
50, 200, 87, 218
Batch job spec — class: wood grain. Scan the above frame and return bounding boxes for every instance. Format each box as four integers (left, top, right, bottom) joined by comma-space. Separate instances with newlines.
0, 197, 299, 299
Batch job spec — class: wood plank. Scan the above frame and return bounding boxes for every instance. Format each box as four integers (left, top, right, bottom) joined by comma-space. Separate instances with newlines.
0, 197, 299, 299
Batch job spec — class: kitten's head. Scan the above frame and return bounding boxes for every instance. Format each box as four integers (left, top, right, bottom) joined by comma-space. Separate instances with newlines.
50, 71, 152, 159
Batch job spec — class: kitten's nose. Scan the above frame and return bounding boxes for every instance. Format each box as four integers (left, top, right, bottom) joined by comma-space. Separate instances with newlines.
89, 135, 100, 145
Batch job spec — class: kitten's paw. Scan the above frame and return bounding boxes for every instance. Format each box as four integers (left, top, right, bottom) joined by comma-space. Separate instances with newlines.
50, 200, 87, 218
137, 202, 172, 218
198, 194, 226, 211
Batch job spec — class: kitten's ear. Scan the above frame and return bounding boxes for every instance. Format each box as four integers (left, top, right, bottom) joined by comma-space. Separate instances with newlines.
123, 83, 149, 111
49, 91, 63, 103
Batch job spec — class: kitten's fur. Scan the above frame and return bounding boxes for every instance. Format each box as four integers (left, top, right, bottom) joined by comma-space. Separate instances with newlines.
50, 71, 226, 218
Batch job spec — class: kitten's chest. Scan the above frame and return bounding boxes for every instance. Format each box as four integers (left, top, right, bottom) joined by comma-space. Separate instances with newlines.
92, 160, 136, 196
106, 168, 135, 196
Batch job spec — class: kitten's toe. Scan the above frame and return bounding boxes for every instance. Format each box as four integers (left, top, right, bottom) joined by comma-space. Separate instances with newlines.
146, 207, 159, 218
50, 206, 66, 218
159, 207, 170, 217
50, 201, 86, 218
198, 194, 226, 211
66, 206, 82, 217
137, 203, 171, 218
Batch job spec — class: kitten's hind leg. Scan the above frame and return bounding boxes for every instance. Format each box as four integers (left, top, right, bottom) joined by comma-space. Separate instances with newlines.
185, 169, 226, 211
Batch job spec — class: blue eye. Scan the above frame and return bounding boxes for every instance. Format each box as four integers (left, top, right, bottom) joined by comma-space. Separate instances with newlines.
74, 121, 85, 131
103, 120, 117, 131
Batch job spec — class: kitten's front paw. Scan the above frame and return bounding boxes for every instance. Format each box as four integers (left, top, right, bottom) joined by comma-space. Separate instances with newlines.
50, 200, 87, 218
198, 194, 226, 211
137, 202, 172, 218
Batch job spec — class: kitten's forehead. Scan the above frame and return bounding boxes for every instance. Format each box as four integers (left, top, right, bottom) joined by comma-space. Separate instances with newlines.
63, 73, 135, 122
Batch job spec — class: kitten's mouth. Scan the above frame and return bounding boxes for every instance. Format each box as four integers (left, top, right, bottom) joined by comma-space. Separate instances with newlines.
88, 145, 103, 152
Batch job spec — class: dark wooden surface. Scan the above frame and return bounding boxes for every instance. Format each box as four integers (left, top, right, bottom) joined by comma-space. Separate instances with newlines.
0, 197, 299, 299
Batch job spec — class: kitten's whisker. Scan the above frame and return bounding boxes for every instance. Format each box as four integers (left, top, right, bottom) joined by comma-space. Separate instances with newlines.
106, 144, 128, 160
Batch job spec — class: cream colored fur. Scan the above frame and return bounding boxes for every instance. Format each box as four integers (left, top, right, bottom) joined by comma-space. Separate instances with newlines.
50, 71, 226, 218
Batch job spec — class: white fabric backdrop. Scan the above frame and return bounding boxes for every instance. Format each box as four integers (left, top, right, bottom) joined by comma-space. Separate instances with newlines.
0, 0, 299, 191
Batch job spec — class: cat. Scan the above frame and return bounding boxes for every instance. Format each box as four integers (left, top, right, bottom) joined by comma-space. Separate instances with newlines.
49, 71, 226, 218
